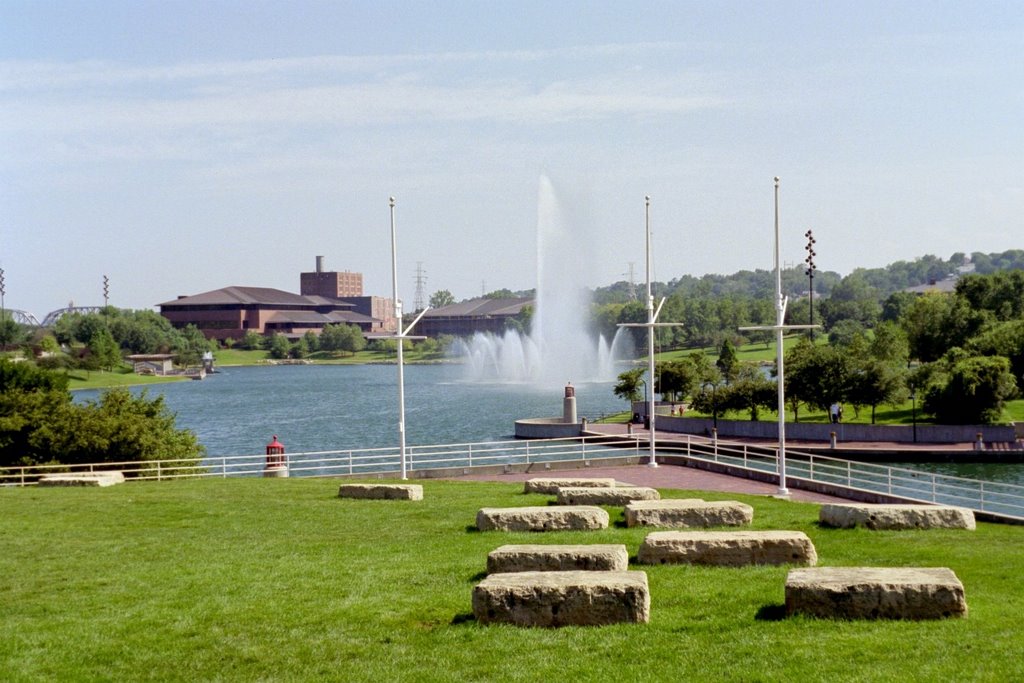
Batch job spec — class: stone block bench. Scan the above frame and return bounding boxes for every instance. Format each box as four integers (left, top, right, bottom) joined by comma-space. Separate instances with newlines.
524, 477, 616, 494
625, 499, 753, 528
638, 530, 818, 567
337, 484, 423, 500
38, 471, 125, 487
819, 503, 976, 530
487, 544, 629, 574
556, 486, 660, 506
476, 506, 609, 532
785, 567, 967, 619
472, 570, 650, 626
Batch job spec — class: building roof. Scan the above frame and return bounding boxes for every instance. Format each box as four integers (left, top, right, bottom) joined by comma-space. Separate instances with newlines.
904, 277, 959, 295
423, 297, 533, 318
159, 286, 317, 307
326, 310, 377, 324
265, 311, 334, 324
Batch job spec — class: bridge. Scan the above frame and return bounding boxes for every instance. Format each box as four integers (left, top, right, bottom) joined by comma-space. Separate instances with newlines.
5, 309, 42, 326
39, 306, 104, 327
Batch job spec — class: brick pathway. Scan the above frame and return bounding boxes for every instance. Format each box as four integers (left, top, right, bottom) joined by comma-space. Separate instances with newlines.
449, 462, 848, 504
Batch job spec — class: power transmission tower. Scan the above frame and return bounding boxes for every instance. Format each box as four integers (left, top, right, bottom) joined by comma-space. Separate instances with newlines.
413, 262, 427, 312
624, 262, 637, 300
103, 274, 110, 307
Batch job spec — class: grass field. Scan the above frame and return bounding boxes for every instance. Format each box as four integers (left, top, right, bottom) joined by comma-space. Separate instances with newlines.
1, 478, 1021, 681
65, 367, 189, 391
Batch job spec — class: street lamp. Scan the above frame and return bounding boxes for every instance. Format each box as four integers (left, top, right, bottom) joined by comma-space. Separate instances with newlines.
911, 386, 917, 444
703, 381, 718, 429
804, 230, 816, 333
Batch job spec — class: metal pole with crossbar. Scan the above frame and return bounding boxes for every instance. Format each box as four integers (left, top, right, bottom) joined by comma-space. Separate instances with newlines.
739, 177, 818, 496
619, 195, 685, 468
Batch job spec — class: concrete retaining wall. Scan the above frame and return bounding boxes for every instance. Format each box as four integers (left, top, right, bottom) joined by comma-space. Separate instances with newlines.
632, 403, 1018, 444
514, 418, 583, 439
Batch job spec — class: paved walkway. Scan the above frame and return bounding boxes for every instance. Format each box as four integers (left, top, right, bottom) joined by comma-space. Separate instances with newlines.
449, 462, 847, 503
449, 422, 1019, 504
582, 421, 1002, 453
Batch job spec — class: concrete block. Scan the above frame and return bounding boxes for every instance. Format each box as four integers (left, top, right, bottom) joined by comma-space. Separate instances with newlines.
785, 567, 967, 619
37, 472, 125, 487
524, 478, 616, 494
625, 499, 753, 528
819, 504, 975, 530
337, 483, 423, 500
472, 570, 650, 626
487, 544, 629, 573
556, 486, 660, 506
638, 530, 817, 567
476, 506, 609, 532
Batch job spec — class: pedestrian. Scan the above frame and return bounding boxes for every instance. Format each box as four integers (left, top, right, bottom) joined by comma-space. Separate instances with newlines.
829, 402, 839, 424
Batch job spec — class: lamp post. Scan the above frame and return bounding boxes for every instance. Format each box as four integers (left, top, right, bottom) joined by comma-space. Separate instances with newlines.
0, 268, 6, 350
804, 230, 816, 333
911, 387, 917, 444
703, 381, 718, 429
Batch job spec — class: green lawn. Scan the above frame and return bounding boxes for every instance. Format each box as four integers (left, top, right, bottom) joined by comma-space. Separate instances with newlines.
65, 367, 189, 391
1, 478, 1020, 681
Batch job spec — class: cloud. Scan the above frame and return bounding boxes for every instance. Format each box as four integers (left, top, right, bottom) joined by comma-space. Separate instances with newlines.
0, 42, 726, 146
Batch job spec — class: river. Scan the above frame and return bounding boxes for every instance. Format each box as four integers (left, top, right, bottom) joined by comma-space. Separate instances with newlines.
75, 363, 626, 455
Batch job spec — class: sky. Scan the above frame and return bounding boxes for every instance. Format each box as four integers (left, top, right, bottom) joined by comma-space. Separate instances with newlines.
1, 1, 1022, 321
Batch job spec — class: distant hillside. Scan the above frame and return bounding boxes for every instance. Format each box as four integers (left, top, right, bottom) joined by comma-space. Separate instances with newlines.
594, 249, 1024, 304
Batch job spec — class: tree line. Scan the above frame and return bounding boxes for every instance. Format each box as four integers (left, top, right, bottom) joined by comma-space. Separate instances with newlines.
613, 269, 1024, 425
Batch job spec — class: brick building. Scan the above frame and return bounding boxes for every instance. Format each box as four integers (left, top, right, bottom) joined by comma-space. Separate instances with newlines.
158, 286, 381, 341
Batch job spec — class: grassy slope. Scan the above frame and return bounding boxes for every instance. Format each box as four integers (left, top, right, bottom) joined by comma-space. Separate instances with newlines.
65, 367, 189, 391
1, 479, 1020, 682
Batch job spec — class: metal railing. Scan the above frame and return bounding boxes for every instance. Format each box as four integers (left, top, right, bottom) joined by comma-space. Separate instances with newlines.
656, 433, 1024, 522
4, 432, 1022, 522
0, 435, 644, 486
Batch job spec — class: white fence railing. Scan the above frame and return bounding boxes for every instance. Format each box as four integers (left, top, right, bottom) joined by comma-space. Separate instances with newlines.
4, 433, 1022, 522
0, 436, 644, 486
654, 434, 1024, 522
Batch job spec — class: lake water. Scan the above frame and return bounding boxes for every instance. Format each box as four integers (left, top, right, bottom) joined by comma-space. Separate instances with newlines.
76, 364, 627, 455
75, 363, 1024, 487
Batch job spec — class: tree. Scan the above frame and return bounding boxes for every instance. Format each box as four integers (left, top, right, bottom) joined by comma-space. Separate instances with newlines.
87, 328, 122, 372
429, 289, 456, 308
28, 388, 205, 467
966, 320, 1024, 383
268, 334, 291, 360
784, 337, 853, 416
0, 361, 204, 468
845, 359, 908, 423
239, 330, 263, 351
337, 325, 366, 355
719, 365, 776, 420
302, 330, 320, 353
291, 335, 309, 359
870, 321, 910, 365
176, 324, 210, 367
923, 355, 1017, 424
715, 339, 739, 382
613, 368, 645, 405
655, 360, 698, 402
0, 314, 29, 350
